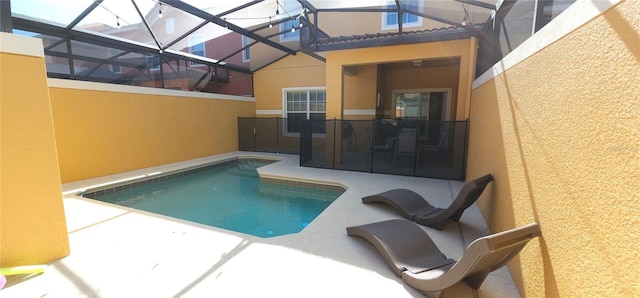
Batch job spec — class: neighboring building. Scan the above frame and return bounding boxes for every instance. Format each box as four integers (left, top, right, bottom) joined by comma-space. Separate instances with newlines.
93, 6, 254, 96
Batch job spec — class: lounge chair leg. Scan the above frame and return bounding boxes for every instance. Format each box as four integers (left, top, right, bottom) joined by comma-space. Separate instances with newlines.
463, 270, 491, 289
451, 210, 464, 221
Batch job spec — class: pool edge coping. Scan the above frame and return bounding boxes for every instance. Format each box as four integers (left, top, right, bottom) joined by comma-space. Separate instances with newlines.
75, 154, 347, 199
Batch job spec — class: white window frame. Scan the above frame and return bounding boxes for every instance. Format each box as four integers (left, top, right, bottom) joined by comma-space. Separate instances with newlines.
282, 86, 326, 136
381, 0, 423, 31
242, 35, 250, 62
189, 35, 205, 66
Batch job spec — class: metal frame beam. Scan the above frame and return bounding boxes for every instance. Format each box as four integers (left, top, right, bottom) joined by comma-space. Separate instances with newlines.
395, 0, 403, 35
131, 0, 165, 86
163, 0, 263, 51
404, 9, 472, 30
162, 20, 208, 50
217, 0, 264, 17
249, 15, 295, 33
218, 41, 256, 65
12, 16, 251, 74
66, 0, 102, 30
454, 0, 496, 10
131, 0, 162, 53
162, 0, 268, 51
0, 0, 12, 33
83, 50, 134, 76
296, 0, 316, 13
44, 38, 66, 51
315, 8, 396, 13
44, 49, 143, 69
159, 0, 296, 55
12, 0, 494, 76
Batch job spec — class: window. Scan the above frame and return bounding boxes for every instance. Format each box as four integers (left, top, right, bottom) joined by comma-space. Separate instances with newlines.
281, 18, 300, 41
108, 48, 121, 74
382, 0, 422, 30
165, 18, 175, 34
145, 42, 160, 71
189, 35, 205, 66
534, 0, 576, 33
242, 35, 250, 62
283, 88, 326, 135
280, 0, 301, 42
146, 55, 160, 71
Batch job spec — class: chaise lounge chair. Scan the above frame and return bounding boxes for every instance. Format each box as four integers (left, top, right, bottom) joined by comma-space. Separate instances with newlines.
362, 174, 493, 230
346, 219, 540, 297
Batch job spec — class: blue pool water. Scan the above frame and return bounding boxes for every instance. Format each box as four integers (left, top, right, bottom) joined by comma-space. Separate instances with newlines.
83, 159, 343, 238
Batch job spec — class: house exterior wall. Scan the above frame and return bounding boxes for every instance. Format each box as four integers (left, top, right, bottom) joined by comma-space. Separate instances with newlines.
253, 53, 326, 115
249, 2, 489, 70
467, 0, 639, 296
0, 33, 70, 266
253, 39, 471, 121
48, 80, 255, 183
325, 38, 477, 120
314, 2, 486, 37
343, 64, 377, 120
252, 53, 326, 150
382, 64, 460, 119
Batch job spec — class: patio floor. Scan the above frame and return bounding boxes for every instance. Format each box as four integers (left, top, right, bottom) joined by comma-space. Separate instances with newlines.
0, 152, 520, 298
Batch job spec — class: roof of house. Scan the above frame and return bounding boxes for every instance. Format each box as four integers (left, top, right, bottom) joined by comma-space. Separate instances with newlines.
306, 24, 482, 52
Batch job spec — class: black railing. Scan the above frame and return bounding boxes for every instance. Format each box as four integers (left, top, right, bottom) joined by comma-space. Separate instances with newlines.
238, 117, 468, 180
238, 117, 300, 154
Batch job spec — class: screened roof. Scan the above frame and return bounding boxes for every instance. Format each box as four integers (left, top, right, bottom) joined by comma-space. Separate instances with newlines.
10, 0, 498, 72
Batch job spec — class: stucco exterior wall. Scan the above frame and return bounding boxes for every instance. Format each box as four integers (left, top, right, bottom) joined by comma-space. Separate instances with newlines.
48, 81, 256, 183
253, 53, 326, 115
0, 33, 70, 266
467, 1, 639, 296
326, 39, 477, 120
343, 64, 377, 110
250, 2, 488, 70
313, 3, 487, 37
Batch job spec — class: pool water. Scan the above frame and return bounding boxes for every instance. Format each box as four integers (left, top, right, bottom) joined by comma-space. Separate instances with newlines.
83, 159, 343, 238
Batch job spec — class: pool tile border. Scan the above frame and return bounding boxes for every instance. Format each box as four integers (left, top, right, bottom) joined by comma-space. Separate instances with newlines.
259, 177, 346, 193
82, 157, 346, 199
82, 158, 272, 199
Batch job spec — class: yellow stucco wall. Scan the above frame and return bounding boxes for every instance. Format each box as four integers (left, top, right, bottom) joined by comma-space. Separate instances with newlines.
252, 54, 326, 150
343, 64, 377, 113
326, 39, 477, 120
467, 1, 639, 296
0, 34, 70, 266
253, 53, 326, 113
49, 83, 255, 183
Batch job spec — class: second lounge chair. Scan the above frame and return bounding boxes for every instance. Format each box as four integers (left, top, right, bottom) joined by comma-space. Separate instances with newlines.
362, 174, 493, 230
346, 219, 540, 297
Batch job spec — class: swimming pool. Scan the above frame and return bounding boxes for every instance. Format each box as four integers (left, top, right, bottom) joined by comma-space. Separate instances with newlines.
82, 158, 344, 238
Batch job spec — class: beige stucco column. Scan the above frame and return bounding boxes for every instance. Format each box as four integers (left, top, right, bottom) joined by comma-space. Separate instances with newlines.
0, 33, 70, 266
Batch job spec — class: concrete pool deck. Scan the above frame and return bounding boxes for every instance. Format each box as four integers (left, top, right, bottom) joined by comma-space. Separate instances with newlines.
1, 152, 520, 297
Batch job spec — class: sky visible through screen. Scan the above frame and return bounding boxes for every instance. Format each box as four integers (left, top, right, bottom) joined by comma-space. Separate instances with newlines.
10, 0, 401, 29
